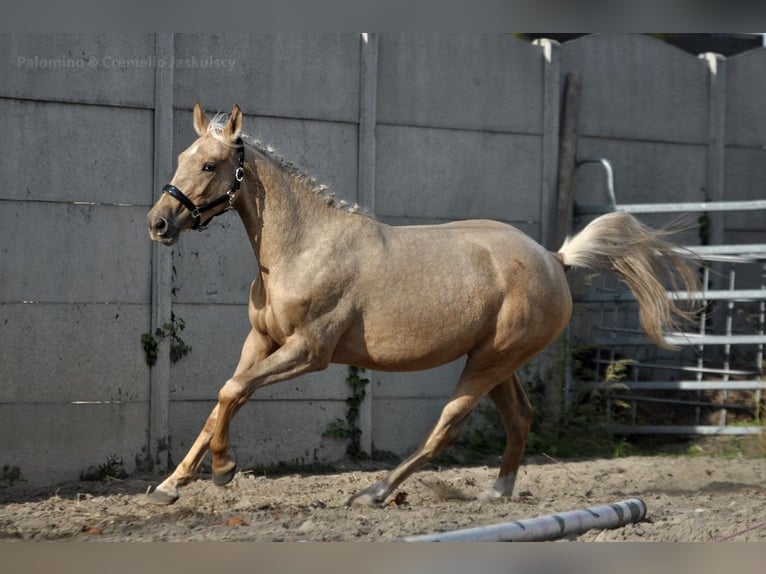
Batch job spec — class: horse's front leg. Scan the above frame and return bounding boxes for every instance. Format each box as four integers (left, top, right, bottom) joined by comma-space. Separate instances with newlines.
209, 335, 327, 486
147, 329, 273, 505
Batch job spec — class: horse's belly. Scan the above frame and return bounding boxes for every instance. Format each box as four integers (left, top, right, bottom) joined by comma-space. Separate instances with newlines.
332, 338, 468, 372
331, 305, 491, 372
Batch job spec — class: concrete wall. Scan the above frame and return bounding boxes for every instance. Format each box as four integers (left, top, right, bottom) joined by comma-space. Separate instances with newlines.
725, 47, 766, 245
0, 34, 156, 484
563, 33, 711, 237
2, 33, 765, 486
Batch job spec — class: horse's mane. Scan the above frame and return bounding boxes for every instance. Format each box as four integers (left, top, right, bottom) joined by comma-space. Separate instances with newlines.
207, 113, 367, 215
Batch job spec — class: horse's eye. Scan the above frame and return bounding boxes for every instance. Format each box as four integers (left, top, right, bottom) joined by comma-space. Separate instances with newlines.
202, 162, 216, 172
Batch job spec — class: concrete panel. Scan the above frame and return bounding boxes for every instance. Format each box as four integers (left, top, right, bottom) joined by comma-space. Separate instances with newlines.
243, 116, 360, 206
724, 229, 766, 249
377, 34, 544, 132
0, 34, 156, 107
0, 402, 149, 486
726, 49, 766, 146
724, 147, 766, 232
0, 99, 154, 204
173, 34, 360, 123
375, 125, 541, 223
0, 302, 150, 402
373, 358, 466, 399
724, 148, 766, 203
168, 399, 348, 469
561, 34, 709, 143
168, 303, 350, 401
170, 216, 256, 306
0, 203, 151, 303
370, 397, 449, 455
574, 138, 708, 207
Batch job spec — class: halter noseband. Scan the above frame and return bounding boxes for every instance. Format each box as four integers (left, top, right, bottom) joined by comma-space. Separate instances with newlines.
162, 137, 246, 231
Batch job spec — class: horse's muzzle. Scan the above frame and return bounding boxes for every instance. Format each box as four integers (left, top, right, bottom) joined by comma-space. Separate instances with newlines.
147, 211, 179, 245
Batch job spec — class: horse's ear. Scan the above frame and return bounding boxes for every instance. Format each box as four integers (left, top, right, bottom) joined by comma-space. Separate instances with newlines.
224, 104, 243, 141
193, 102, 209, 136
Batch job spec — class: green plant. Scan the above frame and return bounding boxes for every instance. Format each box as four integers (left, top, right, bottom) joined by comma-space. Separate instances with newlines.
612, 438, 634, 458
80, 455, 128, 481
519, 350, 635, 458
324, 366, 369, 458
141, 312, 192, 367
604, 358, 634, 384
1, 464, 24, 486
455, 403, 506, 457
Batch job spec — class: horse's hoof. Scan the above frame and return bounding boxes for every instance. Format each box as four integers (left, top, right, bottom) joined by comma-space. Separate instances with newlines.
347, 492, 381, 507
346, 481, 387, 507
478, 475, 516, 502
477, 489, 503, 502
212, 461, 238, 487
146, 486, 180, 505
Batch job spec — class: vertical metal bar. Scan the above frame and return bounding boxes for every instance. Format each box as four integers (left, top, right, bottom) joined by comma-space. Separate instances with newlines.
563, 324, 573, 410
631, 399, 637, 427
695, 266, 710, 426
720, 266, 735, 426
757, 262, 765, 421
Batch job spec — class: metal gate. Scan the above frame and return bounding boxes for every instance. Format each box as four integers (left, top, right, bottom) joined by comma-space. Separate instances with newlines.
566, 158, 766, 435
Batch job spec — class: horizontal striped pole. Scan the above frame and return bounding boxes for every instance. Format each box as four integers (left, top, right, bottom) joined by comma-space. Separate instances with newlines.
400, 498, 647, 542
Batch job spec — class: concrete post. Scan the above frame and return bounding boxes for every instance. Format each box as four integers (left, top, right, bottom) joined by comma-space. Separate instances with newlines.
700, 52, 727, 257
356, 33, 378, 456
533, 38, 561, 251
149, 33, 175, 471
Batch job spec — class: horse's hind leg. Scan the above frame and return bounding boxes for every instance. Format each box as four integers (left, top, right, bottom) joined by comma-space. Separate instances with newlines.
479, 372, 534, 500
347, 361, 498, 507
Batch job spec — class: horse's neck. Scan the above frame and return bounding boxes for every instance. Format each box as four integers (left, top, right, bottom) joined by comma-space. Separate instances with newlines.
236, 157, 348, 272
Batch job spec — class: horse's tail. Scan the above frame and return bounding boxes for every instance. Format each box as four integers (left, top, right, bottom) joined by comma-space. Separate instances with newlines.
557, 211, 698, 348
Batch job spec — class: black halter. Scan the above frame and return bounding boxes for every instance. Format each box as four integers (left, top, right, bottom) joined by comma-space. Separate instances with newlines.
162, 137, 246, 231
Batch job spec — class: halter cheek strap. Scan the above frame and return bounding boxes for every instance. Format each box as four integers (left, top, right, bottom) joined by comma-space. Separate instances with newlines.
162, 137, 246, 231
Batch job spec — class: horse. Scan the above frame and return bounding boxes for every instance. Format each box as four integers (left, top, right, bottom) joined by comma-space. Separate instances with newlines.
145, 103, 697, 506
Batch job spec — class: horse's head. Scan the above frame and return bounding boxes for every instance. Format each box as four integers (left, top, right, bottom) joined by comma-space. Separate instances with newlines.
148, 102, 245, 245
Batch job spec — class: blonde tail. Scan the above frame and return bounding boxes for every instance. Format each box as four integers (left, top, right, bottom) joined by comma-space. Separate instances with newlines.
558, 211, 698, 348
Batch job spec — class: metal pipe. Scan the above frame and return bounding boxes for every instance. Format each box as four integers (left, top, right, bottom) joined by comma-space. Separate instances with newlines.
399, 498, 646, 542
576, 288, 766, 303
581, 380, 766, 391
576, 158, 617, 210
605, 424, 763, 436
575, 199, 766, 215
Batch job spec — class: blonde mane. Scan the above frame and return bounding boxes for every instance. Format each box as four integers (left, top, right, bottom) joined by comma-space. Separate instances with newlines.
207, 113, 367, 215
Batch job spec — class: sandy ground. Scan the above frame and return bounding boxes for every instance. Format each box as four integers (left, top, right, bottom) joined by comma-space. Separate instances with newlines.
1, 445, 764, 542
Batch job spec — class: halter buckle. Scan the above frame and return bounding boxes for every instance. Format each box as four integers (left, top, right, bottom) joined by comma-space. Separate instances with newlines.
235, 166, 244, 183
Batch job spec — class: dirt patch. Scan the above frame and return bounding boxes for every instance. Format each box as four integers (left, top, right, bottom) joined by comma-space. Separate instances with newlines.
1, 449, 764, 542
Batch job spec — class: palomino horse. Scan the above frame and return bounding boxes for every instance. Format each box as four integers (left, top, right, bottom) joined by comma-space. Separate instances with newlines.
146, 103, 697, 506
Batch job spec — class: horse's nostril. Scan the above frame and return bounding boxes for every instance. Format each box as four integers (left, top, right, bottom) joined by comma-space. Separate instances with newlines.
154, 217, 168, 236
